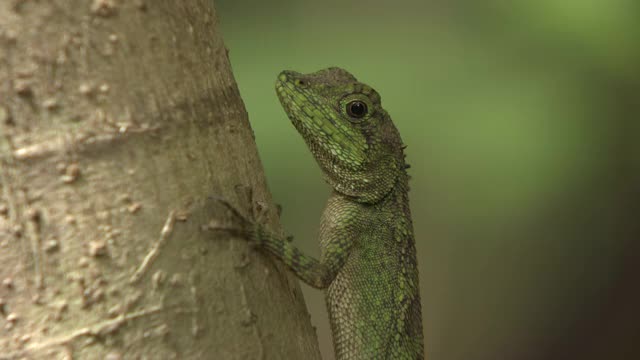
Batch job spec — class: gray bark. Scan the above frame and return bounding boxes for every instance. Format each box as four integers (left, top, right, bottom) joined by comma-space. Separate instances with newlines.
0, 1, 321, 359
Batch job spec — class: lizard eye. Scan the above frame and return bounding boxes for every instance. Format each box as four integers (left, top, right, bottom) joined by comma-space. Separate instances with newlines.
346, 101, 368, 119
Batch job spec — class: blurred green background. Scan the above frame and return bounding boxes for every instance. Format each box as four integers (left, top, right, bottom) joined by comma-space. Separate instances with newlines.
216, 1, 639, 359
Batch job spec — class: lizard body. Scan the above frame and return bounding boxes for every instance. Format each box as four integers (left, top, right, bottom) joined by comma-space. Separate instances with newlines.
252, 68, 424, 359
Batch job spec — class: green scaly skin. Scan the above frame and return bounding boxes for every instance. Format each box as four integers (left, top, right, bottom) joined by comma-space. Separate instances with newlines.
253, 68, 424, 359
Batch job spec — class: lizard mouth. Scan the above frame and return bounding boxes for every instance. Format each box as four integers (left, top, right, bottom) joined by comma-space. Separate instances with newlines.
275, 70, 367, 170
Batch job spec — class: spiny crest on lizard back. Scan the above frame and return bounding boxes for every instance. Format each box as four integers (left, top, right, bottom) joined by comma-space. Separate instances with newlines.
276, 67, 405, 203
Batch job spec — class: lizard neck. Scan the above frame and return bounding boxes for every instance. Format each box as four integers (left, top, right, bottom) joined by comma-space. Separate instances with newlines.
334, 156, 410, 206
327, 146, 408, 205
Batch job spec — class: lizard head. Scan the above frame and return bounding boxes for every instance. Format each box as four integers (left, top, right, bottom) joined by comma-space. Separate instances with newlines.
276, 67, 405, 203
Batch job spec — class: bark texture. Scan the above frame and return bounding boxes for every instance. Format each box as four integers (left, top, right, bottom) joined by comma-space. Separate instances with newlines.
0, 1, 321, 359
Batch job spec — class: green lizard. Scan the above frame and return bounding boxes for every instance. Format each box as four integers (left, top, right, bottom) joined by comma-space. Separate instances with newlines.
233, 68, 424, 359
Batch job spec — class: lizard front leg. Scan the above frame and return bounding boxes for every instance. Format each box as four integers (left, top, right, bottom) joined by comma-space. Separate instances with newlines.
210, 197, 353, 289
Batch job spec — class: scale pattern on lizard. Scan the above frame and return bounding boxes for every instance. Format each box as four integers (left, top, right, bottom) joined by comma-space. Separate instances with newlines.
251, 67, 424, 359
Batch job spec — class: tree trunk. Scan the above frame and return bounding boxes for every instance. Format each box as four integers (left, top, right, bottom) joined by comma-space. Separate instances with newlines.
0, 1, 321, 359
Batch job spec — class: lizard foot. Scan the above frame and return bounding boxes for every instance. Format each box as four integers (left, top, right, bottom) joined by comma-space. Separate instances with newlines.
206, 195, 264, 247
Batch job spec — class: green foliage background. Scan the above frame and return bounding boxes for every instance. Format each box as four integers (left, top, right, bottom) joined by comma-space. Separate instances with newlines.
217, 1, 639, 359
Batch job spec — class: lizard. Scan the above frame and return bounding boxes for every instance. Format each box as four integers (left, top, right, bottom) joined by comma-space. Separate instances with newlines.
225, 67, 424, 359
